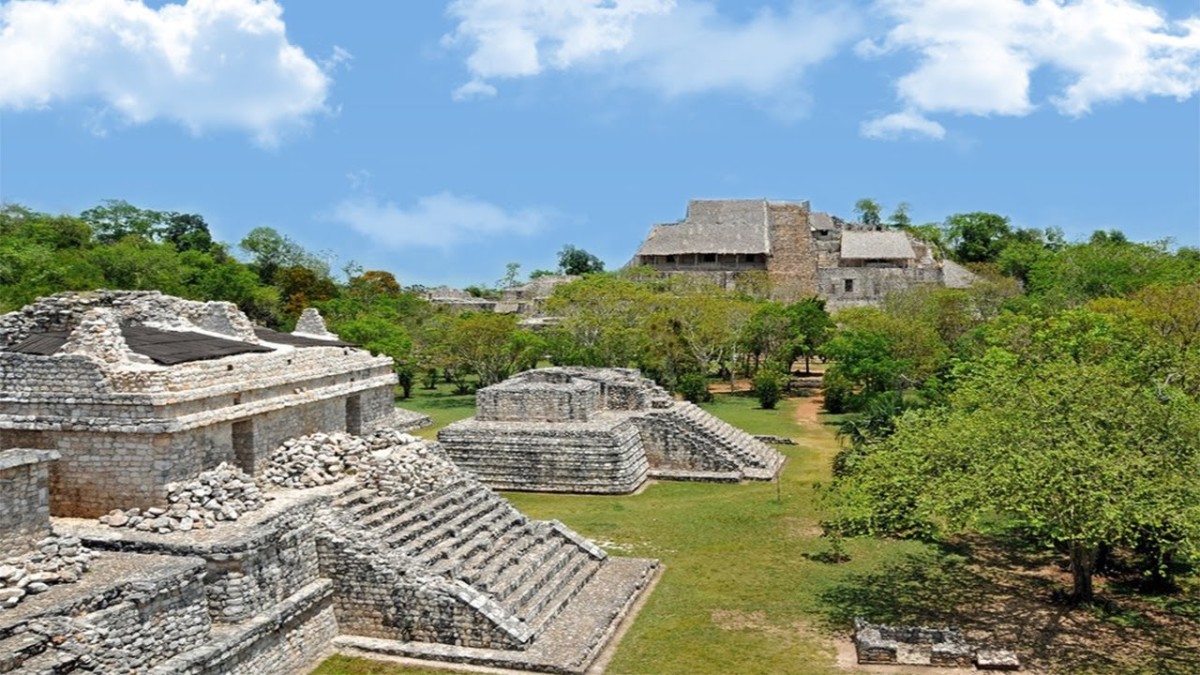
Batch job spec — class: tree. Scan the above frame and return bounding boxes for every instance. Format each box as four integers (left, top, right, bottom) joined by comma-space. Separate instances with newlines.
854, 199, 883, 229
80, 199, 166, 243
498, 262, 522, 289
557, 245, 605, 275
442, 313, 543, 387
888, 202, 912, 229
161, 213, 214, 253
944, 212, 1012, 264
786, 297, 833, 374
239, 226, 329, 284
543, 274, 653, 367
828, 355, 1200, 603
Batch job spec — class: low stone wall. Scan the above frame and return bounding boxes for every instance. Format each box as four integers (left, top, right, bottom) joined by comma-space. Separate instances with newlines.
476, 379, 600, 423
0, 553, 211, 674
0, 449, 57, 555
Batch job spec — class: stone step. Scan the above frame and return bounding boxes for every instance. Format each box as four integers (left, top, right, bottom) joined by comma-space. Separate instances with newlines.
505, 541, 591, 615
367, 480, 474, 540
357, 500, 412, 534
347, 493, 404, 521
443, 515, 531, 577
384, 486, 490, 548
484, 537, 562, 600
402, 496, 500, 560
465, 526, 547, 591
420, 505, 521, 572
523, 557, 602, 634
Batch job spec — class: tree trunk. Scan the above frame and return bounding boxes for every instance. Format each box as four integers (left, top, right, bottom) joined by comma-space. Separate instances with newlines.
804, 353, 811, 375
1070, 542, 1096, 603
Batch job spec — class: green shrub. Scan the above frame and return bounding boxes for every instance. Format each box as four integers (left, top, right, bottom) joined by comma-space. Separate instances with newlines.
822, 370, 853, 413
677, 373, 712, 403
753, 372, 782, 410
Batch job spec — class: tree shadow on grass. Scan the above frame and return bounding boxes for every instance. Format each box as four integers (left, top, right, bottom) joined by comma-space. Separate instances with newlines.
816, 540, 1200, 674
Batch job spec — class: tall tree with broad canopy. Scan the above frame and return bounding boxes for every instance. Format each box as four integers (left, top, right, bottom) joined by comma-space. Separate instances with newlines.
557, 245, 605, 275
829, 350, 1200, 604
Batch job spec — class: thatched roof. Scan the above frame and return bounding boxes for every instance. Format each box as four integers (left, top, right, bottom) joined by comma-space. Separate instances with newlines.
840, 231, 916, 260
636, 200, 771, 256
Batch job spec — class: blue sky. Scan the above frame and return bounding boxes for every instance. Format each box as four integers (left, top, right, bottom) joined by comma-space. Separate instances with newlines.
1, 0, 1197, 288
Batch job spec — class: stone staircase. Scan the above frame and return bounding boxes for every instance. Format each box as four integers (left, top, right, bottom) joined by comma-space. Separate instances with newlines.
0, 631, 78, 674
657, 401, 786, 480
331, 477, 605, 640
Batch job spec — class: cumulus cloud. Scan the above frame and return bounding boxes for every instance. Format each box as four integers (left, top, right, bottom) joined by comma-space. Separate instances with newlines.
330, 192, 550, 249
860, 0, 1200, 137
0, 0, 335, 144
443, 0, 859, 102
860, 109, 946, 139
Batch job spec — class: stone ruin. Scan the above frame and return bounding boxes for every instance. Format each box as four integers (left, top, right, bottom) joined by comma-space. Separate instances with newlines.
0, 292, 659, 674
439, 367, 787, 493
854, 619, 1020, 671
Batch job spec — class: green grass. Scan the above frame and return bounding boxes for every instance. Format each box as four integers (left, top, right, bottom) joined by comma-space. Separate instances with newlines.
318, 390, 934, 674
393, 382, 476, 440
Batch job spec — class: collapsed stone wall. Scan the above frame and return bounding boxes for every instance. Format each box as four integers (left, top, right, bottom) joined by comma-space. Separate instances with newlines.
0, 290, 258, 346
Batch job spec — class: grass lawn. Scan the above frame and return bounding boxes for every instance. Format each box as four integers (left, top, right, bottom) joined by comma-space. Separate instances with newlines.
318, 384, 1200, 674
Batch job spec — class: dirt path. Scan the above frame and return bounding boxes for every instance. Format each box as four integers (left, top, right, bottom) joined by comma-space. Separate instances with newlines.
792, 391, 825, 429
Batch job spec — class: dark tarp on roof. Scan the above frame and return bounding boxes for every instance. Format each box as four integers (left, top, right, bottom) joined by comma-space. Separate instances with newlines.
253, 327, 355, 348
5, 326, 274, 365
121, 326, 274, 365
5, 331, 69, 356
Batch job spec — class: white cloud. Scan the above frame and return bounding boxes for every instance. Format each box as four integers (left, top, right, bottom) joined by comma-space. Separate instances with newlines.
443, 0, 860, 102
860, 109, 946, 139
0, 0, 334, 144
861, 0, 1200, 137
331, 192, 549, 249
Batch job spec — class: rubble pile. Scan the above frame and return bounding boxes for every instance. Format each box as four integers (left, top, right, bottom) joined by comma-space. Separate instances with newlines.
357, 440, 459, 499
0, 535, 98, 610
99, 462, 266, 533
261, 429, 426, 489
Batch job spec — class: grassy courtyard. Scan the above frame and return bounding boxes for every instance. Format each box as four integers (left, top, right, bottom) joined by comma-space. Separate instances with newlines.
316, 384, 1200, 675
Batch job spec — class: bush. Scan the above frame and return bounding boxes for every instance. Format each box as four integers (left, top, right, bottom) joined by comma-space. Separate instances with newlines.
753, 372, 782, 410
677, 373, 712, 403
822, 370, 853, 414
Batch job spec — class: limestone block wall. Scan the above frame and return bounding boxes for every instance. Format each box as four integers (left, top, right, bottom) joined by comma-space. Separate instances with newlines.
1, 384, 396, 517
476, 380, 600, 422
766, 202, 818, 302
0, 555, 212, 674
315, 533, 525, 650
152, 585, 338, 675
439, 418, 648, 493
633, 415, 741, 475
0, 449, 57, 555
819, 267, 941, 309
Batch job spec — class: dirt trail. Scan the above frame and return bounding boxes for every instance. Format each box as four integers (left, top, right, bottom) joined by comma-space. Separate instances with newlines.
792, 391, 825, 429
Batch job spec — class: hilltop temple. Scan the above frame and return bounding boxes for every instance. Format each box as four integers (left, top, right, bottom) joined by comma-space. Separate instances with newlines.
631, 199, 975, 307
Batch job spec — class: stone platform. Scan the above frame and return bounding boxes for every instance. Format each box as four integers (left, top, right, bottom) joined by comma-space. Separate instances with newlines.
441, 368, 786, 494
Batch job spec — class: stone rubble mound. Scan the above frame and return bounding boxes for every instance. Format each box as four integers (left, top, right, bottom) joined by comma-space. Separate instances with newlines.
99, 462, 267, 533
356, 439, 459, 500
0, 535, 98, 610
261, 428, 431, 489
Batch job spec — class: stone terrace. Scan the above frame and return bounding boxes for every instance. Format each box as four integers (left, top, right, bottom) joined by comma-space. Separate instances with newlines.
439, 367, 786, 493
